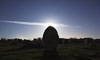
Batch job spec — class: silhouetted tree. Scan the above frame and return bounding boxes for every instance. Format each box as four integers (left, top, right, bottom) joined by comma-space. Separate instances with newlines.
94, 39, 100, 43
84, 38, 94, 44
22, 39, 34, 49
0, 38, 7, 43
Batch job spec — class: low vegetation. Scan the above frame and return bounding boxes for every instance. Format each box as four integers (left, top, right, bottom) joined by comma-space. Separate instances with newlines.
0, 38, 100, 60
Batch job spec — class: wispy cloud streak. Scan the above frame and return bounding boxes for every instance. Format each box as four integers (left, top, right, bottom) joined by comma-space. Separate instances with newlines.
0, 20, 80, 27
0, 20, 68, 27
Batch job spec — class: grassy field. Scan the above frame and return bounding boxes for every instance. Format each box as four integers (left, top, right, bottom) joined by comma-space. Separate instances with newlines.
0, 43, 100, 60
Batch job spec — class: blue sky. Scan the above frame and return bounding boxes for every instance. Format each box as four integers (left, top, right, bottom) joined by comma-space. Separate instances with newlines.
0, 0, 100, 39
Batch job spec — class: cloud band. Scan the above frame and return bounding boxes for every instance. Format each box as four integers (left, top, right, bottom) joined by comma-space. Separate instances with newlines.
0, 20, 68, 27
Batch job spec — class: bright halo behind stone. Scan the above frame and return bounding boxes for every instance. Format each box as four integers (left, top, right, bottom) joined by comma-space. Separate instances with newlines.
44, 22, 58, 27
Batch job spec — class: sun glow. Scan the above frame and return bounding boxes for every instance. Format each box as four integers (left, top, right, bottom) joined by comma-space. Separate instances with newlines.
44, 22, 58, 27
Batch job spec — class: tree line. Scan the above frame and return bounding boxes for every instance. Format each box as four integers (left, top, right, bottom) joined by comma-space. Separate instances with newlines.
0, 37, 100, 49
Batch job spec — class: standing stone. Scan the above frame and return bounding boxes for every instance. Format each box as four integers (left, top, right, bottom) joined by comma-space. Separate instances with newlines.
41, 26, 61, 60
43, 26, 59, 51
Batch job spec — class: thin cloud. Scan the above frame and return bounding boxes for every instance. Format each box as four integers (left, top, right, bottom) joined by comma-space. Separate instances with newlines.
0, 20, 45, 26
0, 20, 79, 27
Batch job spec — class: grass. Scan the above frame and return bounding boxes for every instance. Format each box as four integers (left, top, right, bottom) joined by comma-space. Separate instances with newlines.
0, 43, 100, 60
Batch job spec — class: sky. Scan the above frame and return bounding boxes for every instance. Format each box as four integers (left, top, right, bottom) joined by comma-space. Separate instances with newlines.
0, 0, 100, 39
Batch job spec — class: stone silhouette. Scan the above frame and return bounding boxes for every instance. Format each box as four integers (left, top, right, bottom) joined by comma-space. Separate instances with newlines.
43, 26, 59, 51
41, 26, 61, 60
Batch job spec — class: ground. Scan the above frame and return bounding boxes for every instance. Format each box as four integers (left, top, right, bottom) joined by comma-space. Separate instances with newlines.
0, 43, 100, 60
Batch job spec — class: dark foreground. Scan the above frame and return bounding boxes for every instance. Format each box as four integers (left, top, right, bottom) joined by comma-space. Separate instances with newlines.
0, 43, 100, 60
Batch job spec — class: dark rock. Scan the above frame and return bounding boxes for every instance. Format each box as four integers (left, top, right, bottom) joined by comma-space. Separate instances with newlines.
43, 26, 59, 51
